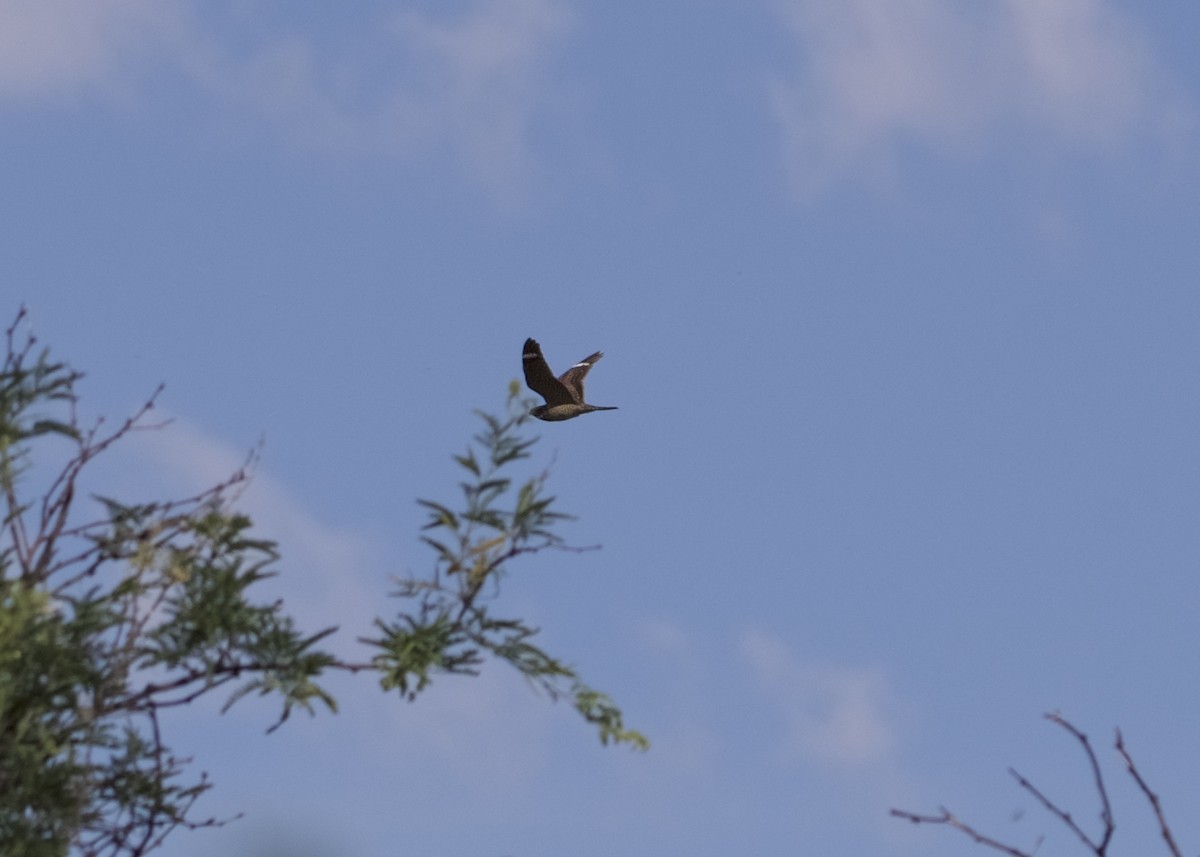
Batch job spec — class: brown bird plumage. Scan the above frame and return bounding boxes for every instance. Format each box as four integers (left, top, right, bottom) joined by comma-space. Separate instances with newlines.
522, 338, 618, 421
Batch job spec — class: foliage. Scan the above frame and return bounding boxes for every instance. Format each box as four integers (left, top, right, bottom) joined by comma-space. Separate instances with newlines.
1, 308, 338, 856
0, 308, 642, 856
365, 381, 648, 751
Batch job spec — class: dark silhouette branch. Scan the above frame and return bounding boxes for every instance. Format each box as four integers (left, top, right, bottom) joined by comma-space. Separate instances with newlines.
1115, 729, 1183, 857
1006, 712, 1113, 855
889, 807, 1037, 857
892, 713, 1185, 857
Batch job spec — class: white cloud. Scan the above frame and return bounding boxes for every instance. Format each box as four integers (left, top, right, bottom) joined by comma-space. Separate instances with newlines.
353, 664, 558, 801
770, 0, 1191, 196
389, 0, 574, 199
112, 414, 383, 657
0, 0, 574, 204
182, 0, 574, 203
639, 617, 693, 657
0, 0, 185, 98
738, 629, 929, 844
740, 629, 896, 768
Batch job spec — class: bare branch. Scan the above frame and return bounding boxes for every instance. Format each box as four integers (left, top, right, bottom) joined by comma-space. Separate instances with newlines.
28, 385, 166, 583
1115, 729, 1183, 857
889, 807, 1036, 857
1008, 766, 1102, 854
892, 713, 1126, 857
1044, 713, 1114, 853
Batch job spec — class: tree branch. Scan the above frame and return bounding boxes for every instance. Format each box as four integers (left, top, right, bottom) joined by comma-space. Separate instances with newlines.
1115, 729, 1183, 857
889, 807, 1036, 857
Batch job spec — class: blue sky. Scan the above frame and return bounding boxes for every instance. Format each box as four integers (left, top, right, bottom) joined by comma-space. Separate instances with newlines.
5, 1, 1200, 854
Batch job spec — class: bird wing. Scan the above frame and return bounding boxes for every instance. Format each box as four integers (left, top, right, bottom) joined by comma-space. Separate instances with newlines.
558, 351, 603, 404
523, 339, 575, 406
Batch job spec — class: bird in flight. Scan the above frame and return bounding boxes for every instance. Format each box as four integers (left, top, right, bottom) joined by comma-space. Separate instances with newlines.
522, 338, 618, 421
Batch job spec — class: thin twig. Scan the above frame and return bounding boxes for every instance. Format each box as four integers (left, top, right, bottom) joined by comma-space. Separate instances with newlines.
1008, 766, 1100, 854
889, 808, 1034, 857
1115, 729, 1183, 857
1040, 712, 1114, 854
21, 384, 166, 584
892, 713, 1123, 857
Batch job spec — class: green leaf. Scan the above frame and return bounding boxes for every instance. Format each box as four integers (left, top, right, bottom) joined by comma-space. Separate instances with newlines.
416, 499, 459, 530
453, 450, 481, 476
28, 419, 81, 441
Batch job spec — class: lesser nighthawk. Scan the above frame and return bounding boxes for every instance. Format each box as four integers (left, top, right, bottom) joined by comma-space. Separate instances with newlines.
522, 338, 618, 421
